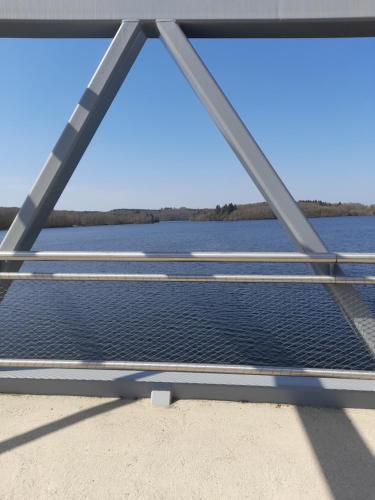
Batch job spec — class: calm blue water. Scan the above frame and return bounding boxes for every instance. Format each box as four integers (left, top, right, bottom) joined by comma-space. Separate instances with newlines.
0, 217, 374, 370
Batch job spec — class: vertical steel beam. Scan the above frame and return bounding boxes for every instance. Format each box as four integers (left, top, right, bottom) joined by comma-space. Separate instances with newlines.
0, 21, 146, 297
157, 20, 375, 355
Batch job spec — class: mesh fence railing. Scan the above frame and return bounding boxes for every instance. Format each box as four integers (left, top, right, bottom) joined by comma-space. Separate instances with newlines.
0, 270, 374, 371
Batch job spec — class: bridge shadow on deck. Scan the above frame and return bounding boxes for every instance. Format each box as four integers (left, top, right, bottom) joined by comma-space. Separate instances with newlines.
0, 397, 131, 456
0, 369, 157, 455
274, 376, 375, 499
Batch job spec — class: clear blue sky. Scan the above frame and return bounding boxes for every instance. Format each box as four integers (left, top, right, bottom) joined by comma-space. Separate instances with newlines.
0, 36, 374, 210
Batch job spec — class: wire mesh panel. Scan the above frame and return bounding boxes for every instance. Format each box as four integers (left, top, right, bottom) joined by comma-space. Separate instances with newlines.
0, 278, 374, 370
1, 219, 375, 372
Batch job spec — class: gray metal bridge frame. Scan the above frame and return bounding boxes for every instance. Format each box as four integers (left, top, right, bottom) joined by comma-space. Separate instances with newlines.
0, 1, 374, 406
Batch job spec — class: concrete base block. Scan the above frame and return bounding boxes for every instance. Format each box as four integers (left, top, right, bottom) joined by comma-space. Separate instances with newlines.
151, 388, 172, 407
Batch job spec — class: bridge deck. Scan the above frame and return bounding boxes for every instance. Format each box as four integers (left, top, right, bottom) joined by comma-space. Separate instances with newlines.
0, 395, 374, 499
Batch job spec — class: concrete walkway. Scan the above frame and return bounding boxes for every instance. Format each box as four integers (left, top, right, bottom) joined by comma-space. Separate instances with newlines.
0, 395, 374, 499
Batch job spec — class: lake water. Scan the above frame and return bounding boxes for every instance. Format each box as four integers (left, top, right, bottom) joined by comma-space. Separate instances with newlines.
0, 216, 374, 370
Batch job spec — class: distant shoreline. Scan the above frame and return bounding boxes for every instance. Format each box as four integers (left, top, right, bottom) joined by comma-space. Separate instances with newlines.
0, 201, 374, 230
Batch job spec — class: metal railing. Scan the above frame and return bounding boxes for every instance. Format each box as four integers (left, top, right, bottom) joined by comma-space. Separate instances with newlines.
0, 359, 374, 380
1, 250, 375, 263
0, 2, 374, 397
1, 250, 374, 379
0, 251, 375, 284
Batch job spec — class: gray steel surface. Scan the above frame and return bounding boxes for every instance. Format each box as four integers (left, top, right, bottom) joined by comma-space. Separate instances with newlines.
1, 368, 375, 409
0, 1, 375, 38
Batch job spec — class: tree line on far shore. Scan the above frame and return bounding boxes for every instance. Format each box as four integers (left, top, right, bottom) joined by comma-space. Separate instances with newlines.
0, 208, 158, 230
189, 201, 375, 222
0, 200, 374, 230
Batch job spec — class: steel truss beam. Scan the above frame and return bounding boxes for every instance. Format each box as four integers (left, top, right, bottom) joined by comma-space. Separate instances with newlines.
157, 20, 375, 356
0, 20, 145, 296
0, 16, 374, 357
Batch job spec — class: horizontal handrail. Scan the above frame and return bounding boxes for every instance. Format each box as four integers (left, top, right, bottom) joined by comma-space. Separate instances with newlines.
336, 253, 375, 264
0, 250, 374, 263
1, 272, 375, 284
0, 358, 373, 380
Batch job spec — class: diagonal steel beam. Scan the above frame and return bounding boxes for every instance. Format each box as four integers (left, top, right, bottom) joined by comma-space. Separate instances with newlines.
157, 20, 375, 356
0, 20, 146, 298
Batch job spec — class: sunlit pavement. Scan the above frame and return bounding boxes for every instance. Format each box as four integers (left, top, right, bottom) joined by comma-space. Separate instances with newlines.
0, 395, 374, 499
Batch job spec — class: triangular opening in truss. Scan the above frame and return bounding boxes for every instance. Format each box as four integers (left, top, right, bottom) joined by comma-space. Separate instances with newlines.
42, 37, 272, 250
